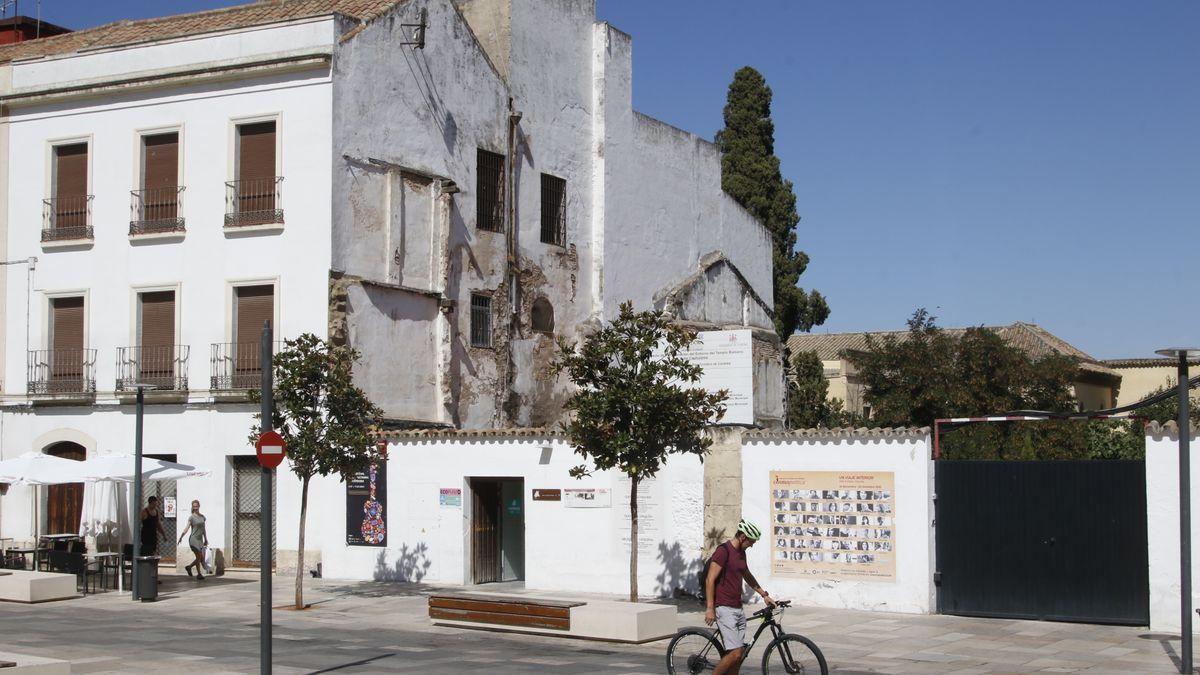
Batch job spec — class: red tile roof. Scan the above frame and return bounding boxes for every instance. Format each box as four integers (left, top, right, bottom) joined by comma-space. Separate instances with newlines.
0, 0, 402, 63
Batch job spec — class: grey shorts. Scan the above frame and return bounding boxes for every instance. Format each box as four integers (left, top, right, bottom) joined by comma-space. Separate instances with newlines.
715, 606, 747, 650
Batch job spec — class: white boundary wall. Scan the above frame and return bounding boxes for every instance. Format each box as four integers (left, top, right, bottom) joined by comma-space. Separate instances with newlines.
740, 429, 935, 614
304, 433, 704, 598
1146, 422, 1200, 632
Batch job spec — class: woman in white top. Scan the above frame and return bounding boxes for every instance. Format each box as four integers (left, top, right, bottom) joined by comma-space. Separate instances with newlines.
177, 500, 209, 580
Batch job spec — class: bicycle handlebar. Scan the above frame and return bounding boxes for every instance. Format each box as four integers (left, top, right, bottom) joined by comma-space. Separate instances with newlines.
751, 599, 792, 618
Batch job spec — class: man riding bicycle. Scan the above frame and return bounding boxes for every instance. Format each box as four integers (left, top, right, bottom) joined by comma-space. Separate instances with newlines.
705, 519, 775, 675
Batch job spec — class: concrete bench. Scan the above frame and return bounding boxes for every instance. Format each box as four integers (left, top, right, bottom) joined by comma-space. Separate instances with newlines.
428, 593, 583, 631
0, 570, 78, 603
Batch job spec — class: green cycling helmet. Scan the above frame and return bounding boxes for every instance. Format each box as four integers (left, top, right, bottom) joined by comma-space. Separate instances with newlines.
737, 519, 762, 540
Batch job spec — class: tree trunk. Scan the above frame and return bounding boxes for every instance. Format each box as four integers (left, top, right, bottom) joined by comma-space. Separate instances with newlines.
296, 474, 310, 610
629, 474, 639, 603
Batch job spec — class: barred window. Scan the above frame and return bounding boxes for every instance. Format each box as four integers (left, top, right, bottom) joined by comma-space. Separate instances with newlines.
470, 293, 493, 348
476, 149, 505, 232
540, 173, 566, 246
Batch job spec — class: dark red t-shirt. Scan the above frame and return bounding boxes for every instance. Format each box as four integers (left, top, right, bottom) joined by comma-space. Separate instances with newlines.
710, 541, 747, 608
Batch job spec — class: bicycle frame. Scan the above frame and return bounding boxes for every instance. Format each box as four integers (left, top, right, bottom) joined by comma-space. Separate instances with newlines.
707, 607, 788, 662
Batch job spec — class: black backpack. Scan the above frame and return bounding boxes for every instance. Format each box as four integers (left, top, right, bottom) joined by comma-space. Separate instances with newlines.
698, 541, 732, 599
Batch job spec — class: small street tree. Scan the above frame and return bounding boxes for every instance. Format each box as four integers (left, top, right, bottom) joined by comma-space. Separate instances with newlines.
553, 302, 727, 602
787, 348, 856, 429
251, 333, 383, 609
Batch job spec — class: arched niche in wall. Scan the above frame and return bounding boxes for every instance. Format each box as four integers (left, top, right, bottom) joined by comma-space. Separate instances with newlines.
531, 297, 554, 335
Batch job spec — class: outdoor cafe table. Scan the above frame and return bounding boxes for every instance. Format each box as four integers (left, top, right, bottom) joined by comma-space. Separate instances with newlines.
85, 552, 122, 592
6, 547, 48, 571
39, 533, 83, 543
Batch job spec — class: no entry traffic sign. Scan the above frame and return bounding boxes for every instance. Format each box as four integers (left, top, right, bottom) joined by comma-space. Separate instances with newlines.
255, 430, 287, 470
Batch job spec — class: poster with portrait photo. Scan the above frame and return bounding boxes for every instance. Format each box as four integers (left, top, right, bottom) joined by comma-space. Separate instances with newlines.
769, 471, 896, 581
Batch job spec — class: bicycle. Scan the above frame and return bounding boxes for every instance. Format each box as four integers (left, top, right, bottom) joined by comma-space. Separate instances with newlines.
666, 600, 828, 674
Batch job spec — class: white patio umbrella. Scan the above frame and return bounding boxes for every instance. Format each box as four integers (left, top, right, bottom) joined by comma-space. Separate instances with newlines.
75, 454, 209, 483
0, 451, 88, 485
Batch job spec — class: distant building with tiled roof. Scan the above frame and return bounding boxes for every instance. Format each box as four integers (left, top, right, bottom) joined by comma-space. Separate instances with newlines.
787, 322, 1121, 417
1102, 357, 1200, 407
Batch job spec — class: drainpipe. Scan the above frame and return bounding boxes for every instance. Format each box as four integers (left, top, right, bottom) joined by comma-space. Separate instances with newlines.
504, 100, 522, 425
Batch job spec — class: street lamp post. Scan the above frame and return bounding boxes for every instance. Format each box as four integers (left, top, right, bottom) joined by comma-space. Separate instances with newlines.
1156, 348, 1199, 675
130, 383, 157, 601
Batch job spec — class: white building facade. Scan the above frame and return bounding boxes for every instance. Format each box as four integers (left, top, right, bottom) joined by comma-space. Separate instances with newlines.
0, 0, 782, 578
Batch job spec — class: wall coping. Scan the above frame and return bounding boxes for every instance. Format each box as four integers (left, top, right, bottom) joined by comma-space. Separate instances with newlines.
1146, 420, 1199, 438
381, 427, 559, 441
744, 427, 930, 441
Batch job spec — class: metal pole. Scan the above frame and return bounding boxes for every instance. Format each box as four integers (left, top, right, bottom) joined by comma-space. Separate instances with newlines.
132, 386, 144, 601
260, 322, 273, 675
1179, 354, 1192, 675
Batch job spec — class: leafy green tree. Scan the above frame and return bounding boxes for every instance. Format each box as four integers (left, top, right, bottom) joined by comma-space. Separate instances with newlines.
1133, 379, 1200, 426
552, 302, 728, 601
786, 349, 856, 428
718, 66, 828, 338
251, 333, 383, 609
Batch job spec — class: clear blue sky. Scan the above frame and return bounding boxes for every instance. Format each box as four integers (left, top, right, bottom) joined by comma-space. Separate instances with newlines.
28, 1, 1199, 359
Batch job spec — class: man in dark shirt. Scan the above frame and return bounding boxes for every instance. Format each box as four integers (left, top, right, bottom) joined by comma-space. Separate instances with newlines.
705, 519, 774, 674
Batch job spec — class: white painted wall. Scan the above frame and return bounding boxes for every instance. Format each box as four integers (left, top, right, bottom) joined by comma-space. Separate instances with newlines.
1146, 423, 1200, 632
741, 431, 935, 614
300, 434, 704, 598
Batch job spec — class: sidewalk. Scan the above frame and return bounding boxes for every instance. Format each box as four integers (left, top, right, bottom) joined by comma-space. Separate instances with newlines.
0, 572, 1190, 673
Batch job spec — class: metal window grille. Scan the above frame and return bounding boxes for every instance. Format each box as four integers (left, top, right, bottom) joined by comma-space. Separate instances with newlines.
470, 294, 492, 348
540, 173, 566, 246
476, 149, 505, 232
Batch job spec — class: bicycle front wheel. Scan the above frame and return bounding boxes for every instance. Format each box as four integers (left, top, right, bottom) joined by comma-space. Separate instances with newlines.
761, 633, 828, 675
666, 627, 724, 674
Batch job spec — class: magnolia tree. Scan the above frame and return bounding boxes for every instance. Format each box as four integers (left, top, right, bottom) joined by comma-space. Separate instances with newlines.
553, 302, 727, 602
250, 333, 382, 609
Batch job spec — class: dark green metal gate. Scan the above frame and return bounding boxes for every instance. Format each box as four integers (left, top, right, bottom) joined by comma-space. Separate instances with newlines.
935, 460, 1149, 625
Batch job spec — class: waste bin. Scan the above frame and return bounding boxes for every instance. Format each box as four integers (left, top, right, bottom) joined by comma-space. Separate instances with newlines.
135, 556, 160, 601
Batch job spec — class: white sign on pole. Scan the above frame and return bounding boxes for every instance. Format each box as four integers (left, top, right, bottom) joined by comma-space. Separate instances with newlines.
682, 329, 755, 425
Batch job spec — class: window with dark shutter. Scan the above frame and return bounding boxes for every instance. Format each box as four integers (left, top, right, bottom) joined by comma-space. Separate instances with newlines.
141, 133, 179, 223
52, 144, 88, 230
233, 285, 274, 387
540, 173, 566, 246
50, 296, 84, 381
476, 149, 504, 232
138, 291, 176, 383
470, 293, 492, 348
234, 121, 278, 224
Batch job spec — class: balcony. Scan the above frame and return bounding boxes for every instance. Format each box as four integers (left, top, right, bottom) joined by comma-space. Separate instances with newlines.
27, 348, 97, 402
41, 195, 94, 243
129, 187, 186, 237
224, 177, 283, 229
210, 342, 280, 393
115, 345, 189, 393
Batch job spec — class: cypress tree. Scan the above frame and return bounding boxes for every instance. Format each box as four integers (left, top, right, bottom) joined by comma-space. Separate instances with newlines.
718, 66, 828, 337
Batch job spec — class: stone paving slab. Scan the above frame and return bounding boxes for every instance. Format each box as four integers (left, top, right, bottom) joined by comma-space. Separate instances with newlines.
0, 572, 1194, 673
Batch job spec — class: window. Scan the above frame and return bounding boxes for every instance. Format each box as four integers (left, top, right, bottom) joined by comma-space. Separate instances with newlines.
228, 121, 281, 226
234, 285, 274, 348
476, 149, 504, 232
470, 293, 492, 347
134, 132, 182, 233
50, 143, 89, 233
136, 290, 178, 386
531, 297, 554, 334
540, 173, 566, 246
49, 296, 85, 383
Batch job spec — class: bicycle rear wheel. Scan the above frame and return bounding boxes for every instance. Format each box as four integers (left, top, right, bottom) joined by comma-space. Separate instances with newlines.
761, 633, 828, 675
666, 627, 724, 674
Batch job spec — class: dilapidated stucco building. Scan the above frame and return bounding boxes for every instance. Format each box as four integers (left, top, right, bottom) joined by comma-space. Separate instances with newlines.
331, 0, 783, 430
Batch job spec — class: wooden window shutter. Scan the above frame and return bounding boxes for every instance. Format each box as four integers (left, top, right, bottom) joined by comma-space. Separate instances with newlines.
51, 297, 84, 352
54, 144, 87, 198
235, 285, 274, 347
142, 133, 178, 190
139, 291, 176, 349
237, 122, 276, 182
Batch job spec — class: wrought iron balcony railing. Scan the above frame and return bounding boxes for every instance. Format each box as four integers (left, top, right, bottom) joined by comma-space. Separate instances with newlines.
27, 348, 97, 395
210, 342, 281, 390
224, 177, 283, 227
130, 186, 186, 236
115, 345, 189, 392
42, 195, 94, 242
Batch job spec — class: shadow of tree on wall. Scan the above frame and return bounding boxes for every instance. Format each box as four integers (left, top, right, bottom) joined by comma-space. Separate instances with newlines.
373, 543, 432, 582
656, 540, 703, 598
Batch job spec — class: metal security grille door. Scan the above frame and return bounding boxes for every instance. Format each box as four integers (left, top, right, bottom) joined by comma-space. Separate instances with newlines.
471, 479, 501, 584
231, 456, 275, 567
935, 460, 1149, 625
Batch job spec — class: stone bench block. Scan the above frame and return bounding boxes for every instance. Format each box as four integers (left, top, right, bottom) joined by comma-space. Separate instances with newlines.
0, 570, 78, 603
0, 651, 71, 674
569, 601, 677, 643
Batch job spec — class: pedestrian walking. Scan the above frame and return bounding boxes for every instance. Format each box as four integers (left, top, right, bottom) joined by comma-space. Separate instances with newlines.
139, 496, 166, 556
177, 500, 209, 580
704, 519, 775, 675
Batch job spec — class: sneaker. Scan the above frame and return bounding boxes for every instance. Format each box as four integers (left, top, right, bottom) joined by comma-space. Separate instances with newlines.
197, 572, 205, 581
185, 564, 194, 578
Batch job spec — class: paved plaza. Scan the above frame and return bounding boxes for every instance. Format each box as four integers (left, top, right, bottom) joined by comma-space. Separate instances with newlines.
0, 571, 1192, 673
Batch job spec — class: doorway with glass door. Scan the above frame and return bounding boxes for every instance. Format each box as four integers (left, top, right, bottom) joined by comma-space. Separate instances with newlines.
470, 478, 524, 584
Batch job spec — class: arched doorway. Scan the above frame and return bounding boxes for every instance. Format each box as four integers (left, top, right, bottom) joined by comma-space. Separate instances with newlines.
45, 442, 85, 535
